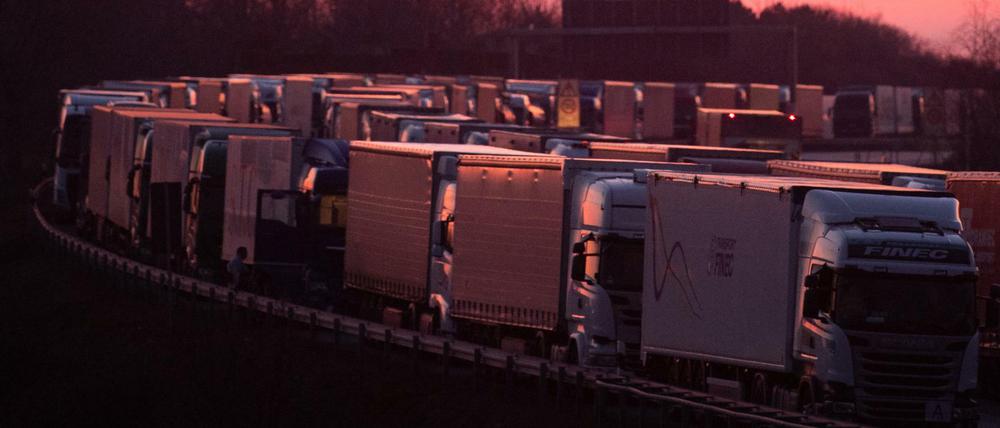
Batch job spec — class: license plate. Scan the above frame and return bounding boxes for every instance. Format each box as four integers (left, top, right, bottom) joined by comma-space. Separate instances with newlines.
925, 401, 952, 422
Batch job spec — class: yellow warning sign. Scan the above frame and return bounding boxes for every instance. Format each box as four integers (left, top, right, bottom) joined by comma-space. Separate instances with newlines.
557, 79, 580, 128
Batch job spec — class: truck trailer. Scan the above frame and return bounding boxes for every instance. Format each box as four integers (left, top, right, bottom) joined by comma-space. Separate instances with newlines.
449, 156, 708, 365
148, 121, 296, 266
84, 106, 225, 244
488, 129, 630, 153
586, 142, 785, 174
695, 108, 801, 155
343, 142, 537, 332
423, 122, 535, 145
767, 160, 948, 188
53, 89, 150, 211
367, 111, 480, 142
642, 171, 979, 424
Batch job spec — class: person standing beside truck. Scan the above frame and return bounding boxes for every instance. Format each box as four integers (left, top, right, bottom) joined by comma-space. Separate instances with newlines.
227, 247, 248, 290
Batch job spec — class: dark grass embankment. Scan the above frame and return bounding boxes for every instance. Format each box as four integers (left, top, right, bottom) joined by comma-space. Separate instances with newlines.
0, 201, 588, 427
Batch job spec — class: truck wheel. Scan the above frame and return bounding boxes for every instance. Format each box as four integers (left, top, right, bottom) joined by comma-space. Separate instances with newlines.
749, 373, 769, 404
567, 340, 579, 365
797, 377, 819, 415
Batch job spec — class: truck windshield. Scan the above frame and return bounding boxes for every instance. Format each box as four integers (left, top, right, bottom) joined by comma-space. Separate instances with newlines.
834, 95, 871, 112
598, 237, 644, 292
834, 273, 976, 336
56, 115, 88, 162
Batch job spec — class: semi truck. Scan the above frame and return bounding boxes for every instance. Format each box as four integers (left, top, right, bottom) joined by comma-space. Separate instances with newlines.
148, 121, 296, 268
423, 122, 535, 145
367, 111, 480, 142
832, 85, 896, 138
53, 89, 150, 211
791, 85, 825, 139
699, 83, 741, 109
585, 142, 785, 174
642, 171, 979, 424
748, 83, 780, 111
946, 172, 1000, 398
448, 81, 500, 123
694, 108, 801, 155
637, 82, 675, 140
767, 160, 948, 188
449, 155, 708, 364
487, 129, 630, 153
343, 142, 536, 332
101, 80, 189, 108
83, 106, 225, 245
326, 101, 442, 140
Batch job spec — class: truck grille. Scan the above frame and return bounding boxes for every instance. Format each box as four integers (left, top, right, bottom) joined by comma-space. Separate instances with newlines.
851, 339, 962, 422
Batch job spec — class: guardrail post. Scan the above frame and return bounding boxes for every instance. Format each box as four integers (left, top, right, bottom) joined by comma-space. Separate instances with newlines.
538, 363, 549, 404
473, 349, 482, 392
505, 356, 515, 399
442, 341, 451, 377
557, 366, 566, 408
358, 323, 367, 363
383, 329, 392, 363
576, 371, 585, 416
333, 318, 342, 353
412, 336, 421, 374
594, 381, 605, 428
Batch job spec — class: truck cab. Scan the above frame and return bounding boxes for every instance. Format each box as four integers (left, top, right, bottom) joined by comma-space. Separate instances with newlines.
566, 171, 648, 366
184, 139, 230, 275
795, 190, 979, 423
832, 91, 875, 138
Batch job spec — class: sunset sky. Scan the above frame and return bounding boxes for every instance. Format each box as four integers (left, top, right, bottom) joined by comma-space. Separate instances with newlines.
741, 0, 975, 49
546, 0, 989, 52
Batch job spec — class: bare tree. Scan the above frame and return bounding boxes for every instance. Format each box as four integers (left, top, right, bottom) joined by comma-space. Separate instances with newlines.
953, 0, 1000, 69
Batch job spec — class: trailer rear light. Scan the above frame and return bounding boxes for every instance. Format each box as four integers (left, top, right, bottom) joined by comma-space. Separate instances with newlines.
728, 113, 736, 119
788, 114, 797, 121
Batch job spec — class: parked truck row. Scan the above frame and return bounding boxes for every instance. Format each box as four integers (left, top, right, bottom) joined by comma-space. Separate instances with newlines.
48, 71, 1000, 426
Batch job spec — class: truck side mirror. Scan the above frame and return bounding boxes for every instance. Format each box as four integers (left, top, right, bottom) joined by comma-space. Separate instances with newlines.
571, 254, 587, 282
438, 215, 453, 252
804, 266, 832, 289
572, 242, 586, 255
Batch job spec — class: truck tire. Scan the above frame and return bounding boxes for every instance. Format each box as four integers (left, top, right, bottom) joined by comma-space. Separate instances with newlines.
749, 373, 769, 404
797, 377, 820, 415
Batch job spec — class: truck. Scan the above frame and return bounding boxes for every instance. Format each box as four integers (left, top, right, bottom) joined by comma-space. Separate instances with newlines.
367, 111, 480, 142
450, 156, 708, 364
577, 81, 638, 138
699, 83, 741, 109
127, 116, 236, 250
148, 120, 296, 268
53, 89, 150, 212
832, 85, 895, 138
343, 142, 538, 332
642, 171, 980, 424
83, 106, 225, 245
101, 80, 189, 108
695, 108, 801, 155
894, 86, 915, 135
748, 83, 780, 111
791, 85, 825, 139
767, 160, 948, 188
637, 82, 675, 140
946, 172, 1000, 399
487, 129, 630, 153
448, 81, 501, 124
586, 142, 785, 174
224, 136, 351, 294
423, 122, 535, 145
326, 101, 442, 140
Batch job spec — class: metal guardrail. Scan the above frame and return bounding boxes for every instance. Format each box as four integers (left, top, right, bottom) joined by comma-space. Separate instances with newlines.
32, 180, 863, 427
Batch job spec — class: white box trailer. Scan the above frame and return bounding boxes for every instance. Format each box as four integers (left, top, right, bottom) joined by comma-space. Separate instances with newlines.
641, 82, 675, 140
343, 142, 534, 304
602, 81, 637, 138
642, 171, 979, 423
794, 85, 825, 138
450, 156, 704, 331
894, 86, 915, 135
700, 83, 739, 109
222, 135, 304, 264
748, 83, 780, 111
85, 106, 219, 225
874, 85, 896, 136
225, 78, 254, 123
